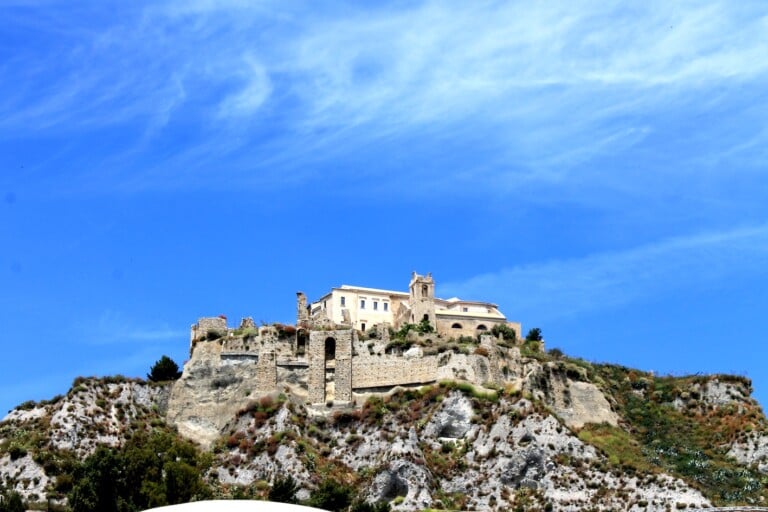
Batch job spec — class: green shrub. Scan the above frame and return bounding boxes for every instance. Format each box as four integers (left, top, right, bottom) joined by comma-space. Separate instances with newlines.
0, 490, 25, 512
307, 478, 354, 511
548, 347, 564, 358
17, 400, 36, 411
8, 444, 27, 461
68, 430, 210, 512
268, 475, 298, 504
351, 500, 391, 512
416, 317, 434, 334
147, 356, 182, 382
525, 327, 542, 341
491, 323, 517, 342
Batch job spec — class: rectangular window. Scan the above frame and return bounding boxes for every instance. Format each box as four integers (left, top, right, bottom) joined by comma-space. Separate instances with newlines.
360, 299, 366, 309
383, 303, 388, 312
340, 296, 346, 307
462, 307, 468, 312
373, 301, 378, 311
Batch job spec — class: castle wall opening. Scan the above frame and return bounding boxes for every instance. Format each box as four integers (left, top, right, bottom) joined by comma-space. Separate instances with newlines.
325, 337, 336, 401
296, 329, 308, 358
325, 337, 336, 361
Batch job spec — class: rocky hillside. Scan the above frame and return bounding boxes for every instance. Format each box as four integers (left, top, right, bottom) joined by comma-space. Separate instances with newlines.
1, 346, 767, 511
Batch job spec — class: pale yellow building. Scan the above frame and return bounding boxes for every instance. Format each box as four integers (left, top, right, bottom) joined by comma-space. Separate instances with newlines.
309, 272, 520, 339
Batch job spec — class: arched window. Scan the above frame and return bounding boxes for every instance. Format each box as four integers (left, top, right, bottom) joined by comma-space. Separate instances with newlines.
325, 337, 336, 361
451, 323, 462, 329
476, 324, 488, 331
296, 329, 308, 357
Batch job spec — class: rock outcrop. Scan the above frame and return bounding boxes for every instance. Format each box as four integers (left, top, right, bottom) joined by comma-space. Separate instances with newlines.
167, 341, 264, 449
2, 348, 767, 510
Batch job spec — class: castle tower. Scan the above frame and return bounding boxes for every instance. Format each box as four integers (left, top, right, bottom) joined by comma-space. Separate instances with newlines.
296, 292, 309, 329
408, 272, 436, 327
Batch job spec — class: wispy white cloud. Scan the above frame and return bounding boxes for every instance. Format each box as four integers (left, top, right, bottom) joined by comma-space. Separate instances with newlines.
217, 56, 272, 119
1, 0, 766, 194
440, 223, 768, 320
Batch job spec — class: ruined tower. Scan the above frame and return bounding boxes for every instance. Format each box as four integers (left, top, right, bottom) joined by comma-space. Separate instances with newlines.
408, 272, 436, 328
296, 292, 309, 329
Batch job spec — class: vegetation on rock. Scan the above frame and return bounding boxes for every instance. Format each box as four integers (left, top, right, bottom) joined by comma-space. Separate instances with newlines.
147, 355, 182, 382
0, 488, 25, 512
525, 327, 543, 341
2, 343, 767, 510
69, 429, 211, 512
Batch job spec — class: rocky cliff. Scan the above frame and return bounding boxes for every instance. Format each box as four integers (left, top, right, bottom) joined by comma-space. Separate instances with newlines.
1, 346, 767, 511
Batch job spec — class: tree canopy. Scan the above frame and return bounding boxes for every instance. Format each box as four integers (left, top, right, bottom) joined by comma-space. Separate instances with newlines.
147, 355, 182, 382
69, 430, 210, 512
525, 327, 543, 342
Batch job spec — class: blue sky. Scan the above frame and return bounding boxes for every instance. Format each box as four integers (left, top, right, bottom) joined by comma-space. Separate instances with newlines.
2, 0, 768, 415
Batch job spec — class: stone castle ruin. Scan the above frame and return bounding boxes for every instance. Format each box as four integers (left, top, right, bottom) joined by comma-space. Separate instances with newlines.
183, 273, 522, 407
169, 273, 623, 449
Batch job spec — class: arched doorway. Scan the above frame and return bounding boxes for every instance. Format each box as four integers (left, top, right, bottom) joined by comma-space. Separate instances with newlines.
324, 337, 336, 401
325, 337, 336, 361
296, 329, 308, 358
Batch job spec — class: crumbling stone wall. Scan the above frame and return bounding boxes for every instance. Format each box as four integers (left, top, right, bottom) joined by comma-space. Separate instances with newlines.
238, 317, 256, 330
296, 292, 309, 329
256, 349, 277, 392
190, 317, 228, 344
352, 355, 438, 389
308, 330, 354, 404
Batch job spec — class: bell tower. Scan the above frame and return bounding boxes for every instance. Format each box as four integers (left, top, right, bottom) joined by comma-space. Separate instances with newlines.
408, 272, 436, 327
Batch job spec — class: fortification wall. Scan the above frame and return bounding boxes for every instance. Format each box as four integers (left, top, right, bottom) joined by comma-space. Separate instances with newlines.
256, 350, 277, 392
190, 317, 228, 345
352, 355, 438, 389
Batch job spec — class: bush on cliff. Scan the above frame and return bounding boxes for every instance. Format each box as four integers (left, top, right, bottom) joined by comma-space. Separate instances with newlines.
525, 327, 543, 342
268, 475, 298, 504
68, 430, 210, 512
0, 489, 25, 512
147, 355, 182, 382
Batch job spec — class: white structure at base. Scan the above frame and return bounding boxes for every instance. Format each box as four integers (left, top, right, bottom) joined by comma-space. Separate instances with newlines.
143, 500, 329, 512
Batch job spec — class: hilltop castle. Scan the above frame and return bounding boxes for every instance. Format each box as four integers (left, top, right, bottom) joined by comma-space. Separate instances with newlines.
187, 273, 522, 407
302, 272, 517, 339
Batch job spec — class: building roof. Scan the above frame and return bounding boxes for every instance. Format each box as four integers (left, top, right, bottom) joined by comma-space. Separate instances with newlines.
435, 308, 506, 319
337, 285, 409, 297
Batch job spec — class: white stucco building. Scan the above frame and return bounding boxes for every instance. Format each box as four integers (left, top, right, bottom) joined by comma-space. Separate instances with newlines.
308, 272, 520, 339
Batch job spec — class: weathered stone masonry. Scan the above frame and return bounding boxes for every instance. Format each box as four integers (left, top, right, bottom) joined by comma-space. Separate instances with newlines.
185, 273, 524, 406
308, 330, 353, 404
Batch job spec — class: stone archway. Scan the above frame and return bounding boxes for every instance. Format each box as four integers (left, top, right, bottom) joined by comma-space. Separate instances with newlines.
324, 337, 336, 401
296, 329, 308, 358
308, 330, 353, 405
325, 337, 336, 361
